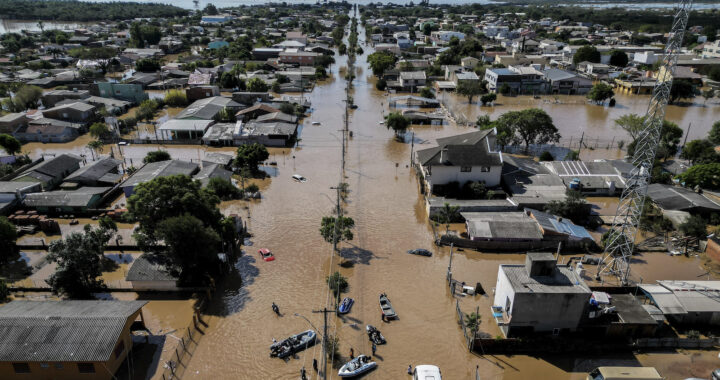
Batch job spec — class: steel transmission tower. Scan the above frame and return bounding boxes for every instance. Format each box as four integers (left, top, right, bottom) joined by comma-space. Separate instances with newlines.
596, 0, 692, 285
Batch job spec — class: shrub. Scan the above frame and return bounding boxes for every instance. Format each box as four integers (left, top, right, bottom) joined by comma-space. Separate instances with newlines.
164, 89, 188, 107
539, 151, 554, 161
245, 183, 259, 193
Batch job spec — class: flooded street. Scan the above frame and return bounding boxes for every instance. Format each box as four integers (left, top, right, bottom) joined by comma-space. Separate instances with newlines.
9, 8, 720, 380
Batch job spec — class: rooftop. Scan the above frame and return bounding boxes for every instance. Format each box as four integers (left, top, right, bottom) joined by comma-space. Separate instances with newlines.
23, 187, 109, 207
0, 300, 146, 362
122, 160, 198, 189
501, 261, 590, 294
646, 183, 720, 212
416, 129, 502, 167
126, 254, 178, 282
64, 157, 122, 185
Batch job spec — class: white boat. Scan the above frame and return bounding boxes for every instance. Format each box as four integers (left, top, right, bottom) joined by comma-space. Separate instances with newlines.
413, 365, 442, 380
338, 355, 377, 377
292, 174, 307, 182
312, 121, 321, 125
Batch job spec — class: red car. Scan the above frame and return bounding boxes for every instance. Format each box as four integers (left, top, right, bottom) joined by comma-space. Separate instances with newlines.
258, 248, 275, 261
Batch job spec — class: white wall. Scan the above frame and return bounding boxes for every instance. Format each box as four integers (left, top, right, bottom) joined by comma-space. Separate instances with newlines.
493, 266, 516, 315
429, 164, 501, 187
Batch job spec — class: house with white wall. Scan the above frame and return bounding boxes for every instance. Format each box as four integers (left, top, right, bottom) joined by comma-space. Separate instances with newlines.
415, 129, 502, 194
493, 252, 591, 337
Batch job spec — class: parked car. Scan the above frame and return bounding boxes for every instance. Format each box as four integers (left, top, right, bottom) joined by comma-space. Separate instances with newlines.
258, 248, 275, 261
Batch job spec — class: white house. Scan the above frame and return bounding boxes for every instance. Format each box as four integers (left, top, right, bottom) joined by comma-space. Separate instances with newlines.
634, 51, 660, 65
431, 30, 466, 42
493, 252, 591, 337
415, 129, 502, 194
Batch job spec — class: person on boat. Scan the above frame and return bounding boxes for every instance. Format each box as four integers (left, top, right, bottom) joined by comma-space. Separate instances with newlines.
301, 366, 307, 380
313, 358, 318, 372
407, 365, 413, 375
350, 347, 354, 359
372, 342, 377, 355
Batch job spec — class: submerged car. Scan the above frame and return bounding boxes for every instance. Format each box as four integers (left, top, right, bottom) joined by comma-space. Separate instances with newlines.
407, 248, 432, 257
292, 174, 307, 182
258, 248, 275, 261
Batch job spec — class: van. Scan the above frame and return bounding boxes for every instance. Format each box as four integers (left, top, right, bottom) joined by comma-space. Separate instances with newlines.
587, 367, 663, 380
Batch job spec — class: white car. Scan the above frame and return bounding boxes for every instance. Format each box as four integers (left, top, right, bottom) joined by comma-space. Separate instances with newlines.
292, 174, 307, 182
413, 365, 441, 380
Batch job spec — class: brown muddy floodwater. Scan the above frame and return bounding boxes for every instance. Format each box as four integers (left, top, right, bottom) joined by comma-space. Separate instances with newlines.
15, 10, 720, 380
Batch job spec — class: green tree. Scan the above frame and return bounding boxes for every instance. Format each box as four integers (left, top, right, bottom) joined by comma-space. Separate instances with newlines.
480, 93, 496, 106
367, 51, 397, 76
155, 214, 221, 285
326, 271, 349, 299
235, 143, 269, 173
5, 85, 42, 112
0, 216, 17, 261
438, 202, 460, 234
587, 82, 615, 104
419, 87, 435, 99
680, 139, 719, 164
319, 216, 355, 245
615, 114, 645, 141
609, 50, 629, 67
89, 122, 109, 140
86, 140, 104, 160
376, 78, 387, 91
573, 45, 601, 65
338, 43, 347, 55
0, 278, 8, 303
0, 134, 21, 155
702, 89, 715, 105
164, 89, 188, 107
206, 177, 240, 200
544, 190, 588, 224
203, 3, 219, 15
47, 224, 114, 299
219, 71, 239, 89
496, 108, 560, 152
669, 79, 695, 104
464, 312, 481, 335
539, 151, 554, 161
135, 58, 161, 72
127, 175, 222, 249
679, 215, 707, 239
709, 121, 720, 145
247, 77, 268, 92
456, 80, 484, 104
385, 112, 410, 138
143, 150, 171, 163
679, 163, 720, 190
656, 120, 684, 160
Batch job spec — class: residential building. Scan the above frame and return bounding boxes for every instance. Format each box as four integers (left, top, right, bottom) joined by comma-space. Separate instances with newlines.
194, 163, 233, 187
493, 252, 591, 337
374, 43, 401, 55
463, 212, 543, 242
252, 47, 284, 60
415, 129, 502, 194
646, 183, 720, 218
286, 31, 308, 44
430, 30, 465, 42
507, 65, 547, 93
542, 160, 625, 195
95, 82, 149, 104
186, 86, 221, 103
175, 96, 243, 120
634, 51, 660, 65
12, 154, 82, 190
41, 89, 90, 108
202, 152, 235, 169
640, 281, 720, 325
125, 254, 180, 291
158, 119, 214, 140
0, 181, 42, 214
460, 56, 479, 69
0, 113, 27, 133
63, 157, 123, 187
235, 104, 281, 121
543, 68, 593, 95
701, 40, 720, 59
120, 160, 199, 197
279, 51, 318, 66
449, 70, 480, 86
484, 68, 522, 93
236, 121, 298, 147
13, 119, 82, 143
399, 71, 426, 90
502, 156, 568, 209
0, 300, 147, 380
41, 102, 96, 124
23, 187, 110, 213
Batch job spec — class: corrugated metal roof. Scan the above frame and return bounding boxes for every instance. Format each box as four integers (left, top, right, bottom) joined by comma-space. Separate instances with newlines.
639, 284, 687, 315
0, 300, 145, 362
501, 264, 590, 294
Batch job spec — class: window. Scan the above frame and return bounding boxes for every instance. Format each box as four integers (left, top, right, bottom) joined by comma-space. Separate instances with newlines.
460, 166, 472, 172
54, 363, 64, 369
480, 166, 491, 172
114, 340, 125, 359
77, 363, 95, 373
40, 363, 49, 369
12, 363, 31, 373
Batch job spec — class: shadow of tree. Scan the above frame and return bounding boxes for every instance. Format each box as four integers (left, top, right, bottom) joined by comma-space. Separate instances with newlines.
204, 253, 260, 317
0, 251, 32, 280
339, 245, 380, 266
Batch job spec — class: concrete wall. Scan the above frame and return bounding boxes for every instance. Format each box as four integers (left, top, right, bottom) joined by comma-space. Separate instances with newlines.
130, 280, 180, 291
509, 291, 589, 334
428, 164, 501, 188
493, 266, 516, 314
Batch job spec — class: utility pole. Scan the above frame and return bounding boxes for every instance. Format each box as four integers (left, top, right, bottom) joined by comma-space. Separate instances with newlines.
680, 122, 692, 154
577, 131, 584, 159
312, 307, 337, 380
410, 130, 415, 166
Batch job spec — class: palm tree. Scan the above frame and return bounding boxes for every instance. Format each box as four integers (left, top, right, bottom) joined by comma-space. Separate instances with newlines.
464, 312, 481, 337
438, 202, 460, 235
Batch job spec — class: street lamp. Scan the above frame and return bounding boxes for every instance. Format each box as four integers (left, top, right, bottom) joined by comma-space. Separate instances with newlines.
294, 313, 322, 338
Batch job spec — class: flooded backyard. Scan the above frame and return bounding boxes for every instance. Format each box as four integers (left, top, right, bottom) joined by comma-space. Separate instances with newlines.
7, 9, 720, 380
